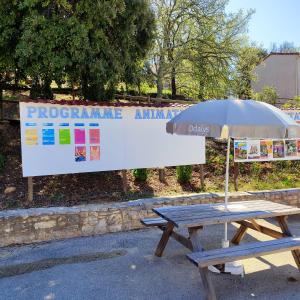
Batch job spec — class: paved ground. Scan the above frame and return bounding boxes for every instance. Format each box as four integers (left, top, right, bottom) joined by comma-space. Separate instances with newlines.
1, 217, 300, 300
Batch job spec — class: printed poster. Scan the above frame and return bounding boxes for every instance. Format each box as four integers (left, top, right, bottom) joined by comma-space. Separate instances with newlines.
234, 141, 247, 160
74, 129, 85, 144
25, 128, 38, 145
297, 140, 300, 155
234, 139, 300, 162
273, 140, 285, 158
260, 140, 273, 159
89, 129, 100, 144
285, 140, 297, 157
42, 129, 55, 145
59, 129, 71, 145
247, 140, 260, 159
75, 146, 86, 162
90, 146, 100, 161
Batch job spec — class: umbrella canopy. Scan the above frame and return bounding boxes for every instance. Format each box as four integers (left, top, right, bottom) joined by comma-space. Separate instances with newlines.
167, 99, 300, 139
166, 99, 300, 250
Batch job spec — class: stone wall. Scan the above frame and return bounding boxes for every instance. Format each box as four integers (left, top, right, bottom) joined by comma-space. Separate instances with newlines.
1, 188, 300, 247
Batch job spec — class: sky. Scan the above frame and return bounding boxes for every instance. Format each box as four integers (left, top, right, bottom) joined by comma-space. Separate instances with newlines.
226, 0, 300, 50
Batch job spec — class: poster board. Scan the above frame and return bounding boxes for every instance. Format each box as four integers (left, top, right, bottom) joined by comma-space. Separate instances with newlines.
234, 139, 300, 162
20, 102, 205, 176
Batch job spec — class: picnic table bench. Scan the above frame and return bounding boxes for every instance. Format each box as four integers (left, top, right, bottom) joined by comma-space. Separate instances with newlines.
141, 200, 300, 300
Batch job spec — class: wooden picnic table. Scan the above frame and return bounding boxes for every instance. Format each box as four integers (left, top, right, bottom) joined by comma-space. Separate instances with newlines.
146, 199, 300, 299
152, 200, 300, 257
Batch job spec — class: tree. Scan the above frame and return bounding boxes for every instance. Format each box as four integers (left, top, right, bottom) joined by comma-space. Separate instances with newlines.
148, 0, 253, 100
232, 45, 267, 99
0, 0, 24, 99
0, 0, 155, 100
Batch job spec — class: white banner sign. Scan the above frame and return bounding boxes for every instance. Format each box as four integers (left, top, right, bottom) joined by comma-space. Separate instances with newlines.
20, 102, 205, 176
284, 110, 300, 124
234, 139, 300, 162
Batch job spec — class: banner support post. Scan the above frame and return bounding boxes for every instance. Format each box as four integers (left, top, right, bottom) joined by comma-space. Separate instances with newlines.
27, 176, 33, 203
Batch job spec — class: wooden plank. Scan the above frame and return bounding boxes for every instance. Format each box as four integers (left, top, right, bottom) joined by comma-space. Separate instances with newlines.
188, 227, 204, 251
27, 177, 33, 203
174, 209, 300, 228
236, 220, 283, 239
231, 224, 248, 245
198, 267, 217, 300
188, 227, 217, 300
199, 164, 205, 190
277, 216, 300, 271
171, 231, 193, 250
121, 170, 128, 193
155, 200, 298, 215
153, 200, 300, 228
158, 168, 165, 182
155, 222, 174, 257
140, 217, 167, 227
154, 207, 300, 228
187, 237, 300, 267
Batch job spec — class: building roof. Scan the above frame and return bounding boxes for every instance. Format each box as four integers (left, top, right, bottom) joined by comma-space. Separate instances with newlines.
263, 52, 300, 61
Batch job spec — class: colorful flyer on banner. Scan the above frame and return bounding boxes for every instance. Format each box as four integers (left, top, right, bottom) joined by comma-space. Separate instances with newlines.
75, 146, 86, 162
247, 140, 260, 159
260, 140, 273, 159
234, 141, 247, 160
285, 140, 297, 157
42, 129, 55, 145
25, 128, 38, 145
74, 129, 85, 144
59, 129, 71, 145
90, 146, 100, 161
297, 140, 300, 156
89, 128, 100, 144
273, 140, 285, 158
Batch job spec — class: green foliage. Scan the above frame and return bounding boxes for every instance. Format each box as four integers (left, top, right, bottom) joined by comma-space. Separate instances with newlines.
250, 162, 262, 176
176, 165, 192, 183
0, 0, 155, 100
254, 86, 278, 105
133, 168, 148, 182
233, 46, 266, 99
149, 0, 253, 100
0, 153, 5, 173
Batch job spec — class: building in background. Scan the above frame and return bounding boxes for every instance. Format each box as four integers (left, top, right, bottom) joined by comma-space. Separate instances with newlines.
252, 53, 300, 102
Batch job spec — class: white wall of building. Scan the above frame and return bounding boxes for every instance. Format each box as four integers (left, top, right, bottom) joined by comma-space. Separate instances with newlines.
252, 54, 300, 99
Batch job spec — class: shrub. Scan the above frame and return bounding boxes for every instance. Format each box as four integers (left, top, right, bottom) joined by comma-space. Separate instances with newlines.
133, 168, 148, 182
254, 86, 278, 105
176, 165, 192, 183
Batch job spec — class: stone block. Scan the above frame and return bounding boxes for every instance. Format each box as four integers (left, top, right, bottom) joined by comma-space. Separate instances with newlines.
34, 220, 56, 230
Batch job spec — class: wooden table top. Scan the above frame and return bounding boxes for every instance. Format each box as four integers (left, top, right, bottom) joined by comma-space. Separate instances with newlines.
153, 200, 300, 228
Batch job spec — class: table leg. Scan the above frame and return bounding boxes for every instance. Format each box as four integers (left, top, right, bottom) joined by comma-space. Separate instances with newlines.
277, 216, 300, 271
188, 227, 217, 300
188, 227, 204, 251
231, 224, 247, 245
155, 222, 174, 257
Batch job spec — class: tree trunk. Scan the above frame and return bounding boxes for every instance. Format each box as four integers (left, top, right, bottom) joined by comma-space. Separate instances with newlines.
157, 74, 163, 98
171, 66, 176, 99
156, 56, 164, 98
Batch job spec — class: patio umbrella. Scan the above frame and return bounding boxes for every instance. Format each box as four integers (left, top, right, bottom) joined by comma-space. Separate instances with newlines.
166, 99, 300, 248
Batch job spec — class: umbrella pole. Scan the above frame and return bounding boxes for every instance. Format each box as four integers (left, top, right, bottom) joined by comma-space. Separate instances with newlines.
223, 137, 231, 248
